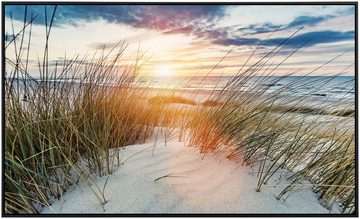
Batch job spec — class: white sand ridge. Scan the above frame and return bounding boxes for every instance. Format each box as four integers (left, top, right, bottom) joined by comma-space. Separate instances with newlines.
42, 137, 341, 214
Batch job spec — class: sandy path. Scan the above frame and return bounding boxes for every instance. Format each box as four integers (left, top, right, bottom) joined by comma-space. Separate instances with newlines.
42, 139, 340, 214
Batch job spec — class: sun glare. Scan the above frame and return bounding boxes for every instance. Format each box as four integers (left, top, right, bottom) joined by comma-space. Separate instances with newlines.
155, 65, 173, 78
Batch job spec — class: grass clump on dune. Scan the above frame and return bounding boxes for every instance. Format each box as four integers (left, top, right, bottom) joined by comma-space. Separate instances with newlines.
190, 81, 354, 213
187, 31, 355, 213
148, 95, 197, 106
265, 104, 354, 117
5, 50, 157, 213
4, 8, 158, 213
201, 99, 222, 107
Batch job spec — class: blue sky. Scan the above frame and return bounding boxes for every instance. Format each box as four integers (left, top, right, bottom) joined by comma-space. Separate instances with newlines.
5, 5, 355, 76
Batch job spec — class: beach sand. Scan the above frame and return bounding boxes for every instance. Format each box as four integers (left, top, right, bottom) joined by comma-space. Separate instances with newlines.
42, 133, 341, 214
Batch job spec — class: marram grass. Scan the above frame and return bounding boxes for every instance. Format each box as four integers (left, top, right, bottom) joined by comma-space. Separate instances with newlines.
186, 48, 355, 213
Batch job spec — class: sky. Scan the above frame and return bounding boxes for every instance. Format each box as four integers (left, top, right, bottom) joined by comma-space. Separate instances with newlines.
4, 4, 356, 77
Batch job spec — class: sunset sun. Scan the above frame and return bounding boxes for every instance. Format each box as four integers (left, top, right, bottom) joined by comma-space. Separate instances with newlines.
155, 65, 173, 78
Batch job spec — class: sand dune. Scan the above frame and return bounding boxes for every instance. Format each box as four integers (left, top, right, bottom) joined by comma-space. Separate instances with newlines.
42, 135, 341, 214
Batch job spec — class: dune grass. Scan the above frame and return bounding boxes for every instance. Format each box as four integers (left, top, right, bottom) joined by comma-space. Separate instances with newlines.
4, 53, 162, 213
186, 36, 355, 213
148, 95, 197, 106
263, 104, 354, 117
4, 7, 161, 213
201, 99, 222, 107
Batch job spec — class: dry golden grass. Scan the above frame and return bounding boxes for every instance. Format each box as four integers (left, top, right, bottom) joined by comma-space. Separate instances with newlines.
186, 55, 355, 213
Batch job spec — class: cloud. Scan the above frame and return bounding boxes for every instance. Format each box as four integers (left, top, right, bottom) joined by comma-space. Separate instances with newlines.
237, 14, 337, 35
5, 5, 228, 30
163, 26, 195, 35
266, 30, 354, 47
287, 15, 334, 28
4, 32, 15, 42
237, 23, 284, 35
132, 5, 227, 31
336, 6, 355, 15
213, 37, 259, 46
5, 5, 354, 50
87, 41, 124, 50
5, 5, 138, 26
212, 31, 354, 48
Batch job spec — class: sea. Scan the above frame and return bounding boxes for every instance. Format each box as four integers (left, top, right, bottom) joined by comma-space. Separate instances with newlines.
136, 76, 355, 100
5, 75, 355, 101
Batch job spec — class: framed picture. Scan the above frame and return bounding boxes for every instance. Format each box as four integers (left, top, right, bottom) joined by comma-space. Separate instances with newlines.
2, 1, 357, 216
